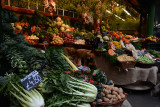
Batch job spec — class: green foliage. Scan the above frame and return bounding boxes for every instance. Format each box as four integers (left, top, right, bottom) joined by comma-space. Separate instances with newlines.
119, 18, 140, 30
0, 9, 45, 75
56, 0, 81, 10
105, 52, 117, 66
45, 47, 71, 71
89, 69, 107, 84
133, 42, 142, 50
149, 50, 160, 58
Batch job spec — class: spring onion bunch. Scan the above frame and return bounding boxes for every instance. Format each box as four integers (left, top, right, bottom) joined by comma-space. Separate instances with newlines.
10, 82, 45, 107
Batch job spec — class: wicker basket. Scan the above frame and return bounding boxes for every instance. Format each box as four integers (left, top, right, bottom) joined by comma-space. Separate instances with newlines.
136, 61, 155, 68
91, 93, 127, 107
118, 60, 137, 69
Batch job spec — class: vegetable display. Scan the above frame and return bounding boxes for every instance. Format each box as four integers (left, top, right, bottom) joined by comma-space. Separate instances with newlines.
137, 55, 155, 63
50, 35, 64, 45
149, 50, 160, 59
44, 69, 97, 103
113, 41, 121, 49
62, 33, 75, 43
96, 84, 125, 103
117, 54, 135, 61
10, 82, 45, 107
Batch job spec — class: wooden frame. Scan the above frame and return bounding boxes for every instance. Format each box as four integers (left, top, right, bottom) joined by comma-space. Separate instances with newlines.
1, 0, 83, 21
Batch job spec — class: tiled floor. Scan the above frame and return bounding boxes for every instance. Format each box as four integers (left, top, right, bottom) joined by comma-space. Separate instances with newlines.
125, 89, 160, 107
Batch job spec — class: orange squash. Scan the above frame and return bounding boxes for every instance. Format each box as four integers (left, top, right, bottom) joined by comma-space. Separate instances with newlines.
124, 38, 130, 44
108, 49, 116, 56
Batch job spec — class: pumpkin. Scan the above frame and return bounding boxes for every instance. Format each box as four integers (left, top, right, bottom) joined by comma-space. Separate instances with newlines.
108, 49, 116, 56
124, 38, 130, 44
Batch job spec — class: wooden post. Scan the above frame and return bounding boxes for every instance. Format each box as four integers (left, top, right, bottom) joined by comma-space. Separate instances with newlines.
8, 0, 10, 6
28, 0, 30, 9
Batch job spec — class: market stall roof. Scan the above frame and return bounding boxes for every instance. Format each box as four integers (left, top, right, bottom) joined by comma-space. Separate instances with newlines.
126, 0, 158, 15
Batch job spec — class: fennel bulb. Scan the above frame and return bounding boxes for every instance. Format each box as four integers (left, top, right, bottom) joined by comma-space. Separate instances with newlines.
10, 82, 45, 107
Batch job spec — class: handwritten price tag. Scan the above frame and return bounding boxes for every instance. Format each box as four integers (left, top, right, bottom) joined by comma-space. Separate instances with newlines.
78, 66, 89, 72
20, 70, 43, 91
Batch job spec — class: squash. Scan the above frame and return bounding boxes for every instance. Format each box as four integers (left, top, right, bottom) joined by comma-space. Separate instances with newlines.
108, 49, 116, 56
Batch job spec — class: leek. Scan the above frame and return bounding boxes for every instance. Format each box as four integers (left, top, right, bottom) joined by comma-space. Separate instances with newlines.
10, 82, 45, 107
61, 53, 78, 72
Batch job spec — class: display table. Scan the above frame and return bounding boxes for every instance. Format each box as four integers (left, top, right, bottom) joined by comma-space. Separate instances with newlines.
95, 55, 158, 88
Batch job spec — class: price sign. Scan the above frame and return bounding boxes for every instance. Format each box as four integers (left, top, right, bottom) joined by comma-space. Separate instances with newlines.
98, 42, 107, 49
20, 70, 43, 91
78, 66, 89, 72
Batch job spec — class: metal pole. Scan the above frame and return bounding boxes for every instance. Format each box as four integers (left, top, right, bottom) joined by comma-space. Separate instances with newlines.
146, 4, 155, 36
139, 14, 142, 37
0, 0, 3, 44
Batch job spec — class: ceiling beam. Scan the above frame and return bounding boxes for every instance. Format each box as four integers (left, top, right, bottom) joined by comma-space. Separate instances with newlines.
126, 0, 141, 14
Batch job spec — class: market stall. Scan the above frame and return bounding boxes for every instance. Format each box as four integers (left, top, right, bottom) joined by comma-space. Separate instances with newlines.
1, 0, 160, 107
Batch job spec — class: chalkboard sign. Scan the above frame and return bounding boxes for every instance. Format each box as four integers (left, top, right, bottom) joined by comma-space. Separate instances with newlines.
78, 66, 89, 72
98, 42, 107, 49
20, 70, 43, 91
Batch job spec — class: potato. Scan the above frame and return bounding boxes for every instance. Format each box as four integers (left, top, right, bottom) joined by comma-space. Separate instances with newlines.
113, 98, 118, 102
106, 94, 112, 99
104, 89, 109, 94
120, 93, 125, 98
108, 90, 111, 94
119, 88, 123, 93
98, 99, 103, 103
103, 97, 110, 102
109, 86, 114, 90
114, 87, 119, 92
117, 95, 122, 100
112, 91, 117, 95
103, 85, 109, 89
112, 95, 116, 98
109, 98, 113, 103
101, 92, 105, 97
